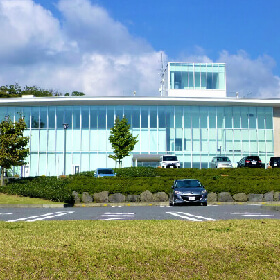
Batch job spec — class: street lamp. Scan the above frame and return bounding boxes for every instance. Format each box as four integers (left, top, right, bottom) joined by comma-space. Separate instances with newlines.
63, 123, 69, 175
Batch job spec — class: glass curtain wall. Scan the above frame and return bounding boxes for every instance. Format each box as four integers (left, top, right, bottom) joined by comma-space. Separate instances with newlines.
169, 63, 226, 90
0, 105, 273, 176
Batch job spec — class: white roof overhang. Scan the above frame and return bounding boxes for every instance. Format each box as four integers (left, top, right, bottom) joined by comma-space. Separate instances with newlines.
0, 96, 280, 107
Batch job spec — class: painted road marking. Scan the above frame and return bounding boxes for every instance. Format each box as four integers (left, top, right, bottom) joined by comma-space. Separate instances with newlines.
166, 211, 216, 221
7, 211, 75, 222
100, 212, 135, 220
231, 212, 274, 217
242, 214, 274, 217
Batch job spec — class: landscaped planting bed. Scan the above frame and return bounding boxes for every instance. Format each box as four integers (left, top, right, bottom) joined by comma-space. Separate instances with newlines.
1, 167, 280, 203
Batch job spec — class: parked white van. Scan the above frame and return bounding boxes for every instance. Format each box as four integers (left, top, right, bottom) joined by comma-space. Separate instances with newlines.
160, 155, 180, 168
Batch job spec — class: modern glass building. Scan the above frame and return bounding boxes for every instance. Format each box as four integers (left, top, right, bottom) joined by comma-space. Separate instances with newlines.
0, 62, 279, 176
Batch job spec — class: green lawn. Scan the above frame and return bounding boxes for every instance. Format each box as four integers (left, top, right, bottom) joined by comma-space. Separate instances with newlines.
0, 193, 61, 204
0, 220, 280, 279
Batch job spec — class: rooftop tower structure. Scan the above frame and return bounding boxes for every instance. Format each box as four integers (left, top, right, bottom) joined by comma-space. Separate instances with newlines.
162, 62, 226, 98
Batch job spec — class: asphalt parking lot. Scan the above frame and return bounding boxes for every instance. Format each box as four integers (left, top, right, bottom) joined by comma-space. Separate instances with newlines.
1, 204, 280, 222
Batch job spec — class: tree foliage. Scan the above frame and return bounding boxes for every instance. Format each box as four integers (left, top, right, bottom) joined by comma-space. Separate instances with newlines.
0, 116, 29, 185
0, 83, 85, 98
108, 116, 138, 167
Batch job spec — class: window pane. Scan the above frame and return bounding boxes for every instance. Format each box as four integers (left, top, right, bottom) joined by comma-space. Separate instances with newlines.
141, 107, 148, 128
64, 107, 72, 128
115, 106, 123, 119
132, 107, 140, 128
31, 107, 40, 128
90, 107, 97, 129
192, 107, 199, 128
209, 107, 216, 128
184, 107, 191, 128
150, 108, 157, 128
98, 108, 106, 129
73, 107, 80, 129
216, 107, 224, 128
233, 107, 240, 129
48, 107, 55, 129
56, 107, 64, 129
265, 110, 273, 129
241, 107, 248, 129
225, 107, 232, 128
124, 107, 132, 126
82, 107, 89, 129
200, 107, 208, 128
175, 107, 182, 128
107, 108, 114, 129
40, 107, 47, 129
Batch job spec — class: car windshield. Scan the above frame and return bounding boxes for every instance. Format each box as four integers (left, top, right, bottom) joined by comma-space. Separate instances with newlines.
176, 180, 202, 188
216, 157, 230, 162
163, 156, 177, 161
97, 169, 114, 175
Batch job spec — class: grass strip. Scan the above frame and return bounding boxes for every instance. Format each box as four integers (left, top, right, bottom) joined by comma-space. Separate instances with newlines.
0, 220, 280, 279
0, 193, 61, 204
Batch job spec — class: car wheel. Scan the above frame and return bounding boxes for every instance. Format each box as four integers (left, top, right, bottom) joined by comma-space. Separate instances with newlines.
202, 202, 207, 206
170, 197, 177, 206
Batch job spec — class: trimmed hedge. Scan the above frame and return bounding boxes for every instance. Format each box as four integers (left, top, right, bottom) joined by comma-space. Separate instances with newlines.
1, 167, 280, 202
1, 177, 74, 203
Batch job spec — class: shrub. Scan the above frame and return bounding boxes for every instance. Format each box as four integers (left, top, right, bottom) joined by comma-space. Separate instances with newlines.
115, 166, 156, 177
2, 168, 280, 203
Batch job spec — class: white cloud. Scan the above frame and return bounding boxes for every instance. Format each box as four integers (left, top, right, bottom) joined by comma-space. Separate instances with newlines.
79, 52, 163, 96
0, 0, 68, 63
0, 0, 279, 98
179, 49, 280, 98
57, 0, 152, 55
0, 0, 162, 96
218, 50, 280, 98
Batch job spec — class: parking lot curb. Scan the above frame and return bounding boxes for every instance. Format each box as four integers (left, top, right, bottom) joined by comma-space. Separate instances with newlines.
0, 203, 67, 208
74, 202, 169, 207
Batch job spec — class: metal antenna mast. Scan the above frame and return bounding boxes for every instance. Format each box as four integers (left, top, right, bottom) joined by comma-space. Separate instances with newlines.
159, 52, 166, 96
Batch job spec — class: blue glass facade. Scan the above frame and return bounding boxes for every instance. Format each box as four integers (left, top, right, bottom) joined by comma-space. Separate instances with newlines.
0, 104, 274, 176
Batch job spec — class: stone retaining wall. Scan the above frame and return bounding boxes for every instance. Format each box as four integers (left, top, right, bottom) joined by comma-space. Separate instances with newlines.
73, 191, 280, 204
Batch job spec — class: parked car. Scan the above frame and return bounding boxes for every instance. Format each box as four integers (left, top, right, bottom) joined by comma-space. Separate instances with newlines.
237, 156, 262, 168
160, 155, 180, 168
210, 156, 233, 168
169, 179, 207, 206
94, 168, 116, 177
269, 157, 280, 168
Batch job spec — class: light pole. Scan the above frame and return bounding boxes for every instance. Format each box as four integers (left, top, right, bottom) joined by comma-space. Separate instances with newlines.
63, 123, 69, 175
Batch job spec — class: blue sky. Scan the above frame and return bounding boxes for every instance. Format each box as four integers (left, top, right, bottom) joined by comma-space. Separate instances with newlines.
0, 0, 279, 97
98, 0, 280, 64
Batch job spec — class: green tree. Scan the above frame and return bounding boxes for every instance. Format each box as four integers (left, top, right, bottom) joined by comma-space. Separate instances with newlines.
0, 116, 29, 186
71, 91, 85, 96
0, 83, 21, 98
0, 83, 86, 98
22, 85, 54, 97
108, 116, 138, 168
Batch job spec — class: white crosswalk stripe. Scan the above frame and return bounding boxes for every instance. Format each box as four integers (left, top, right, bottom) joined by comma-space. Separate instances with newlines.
100, 212, 135, 220
231, 212, 274, 217
7, 211, 74, 222
166, 211, 216, 221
